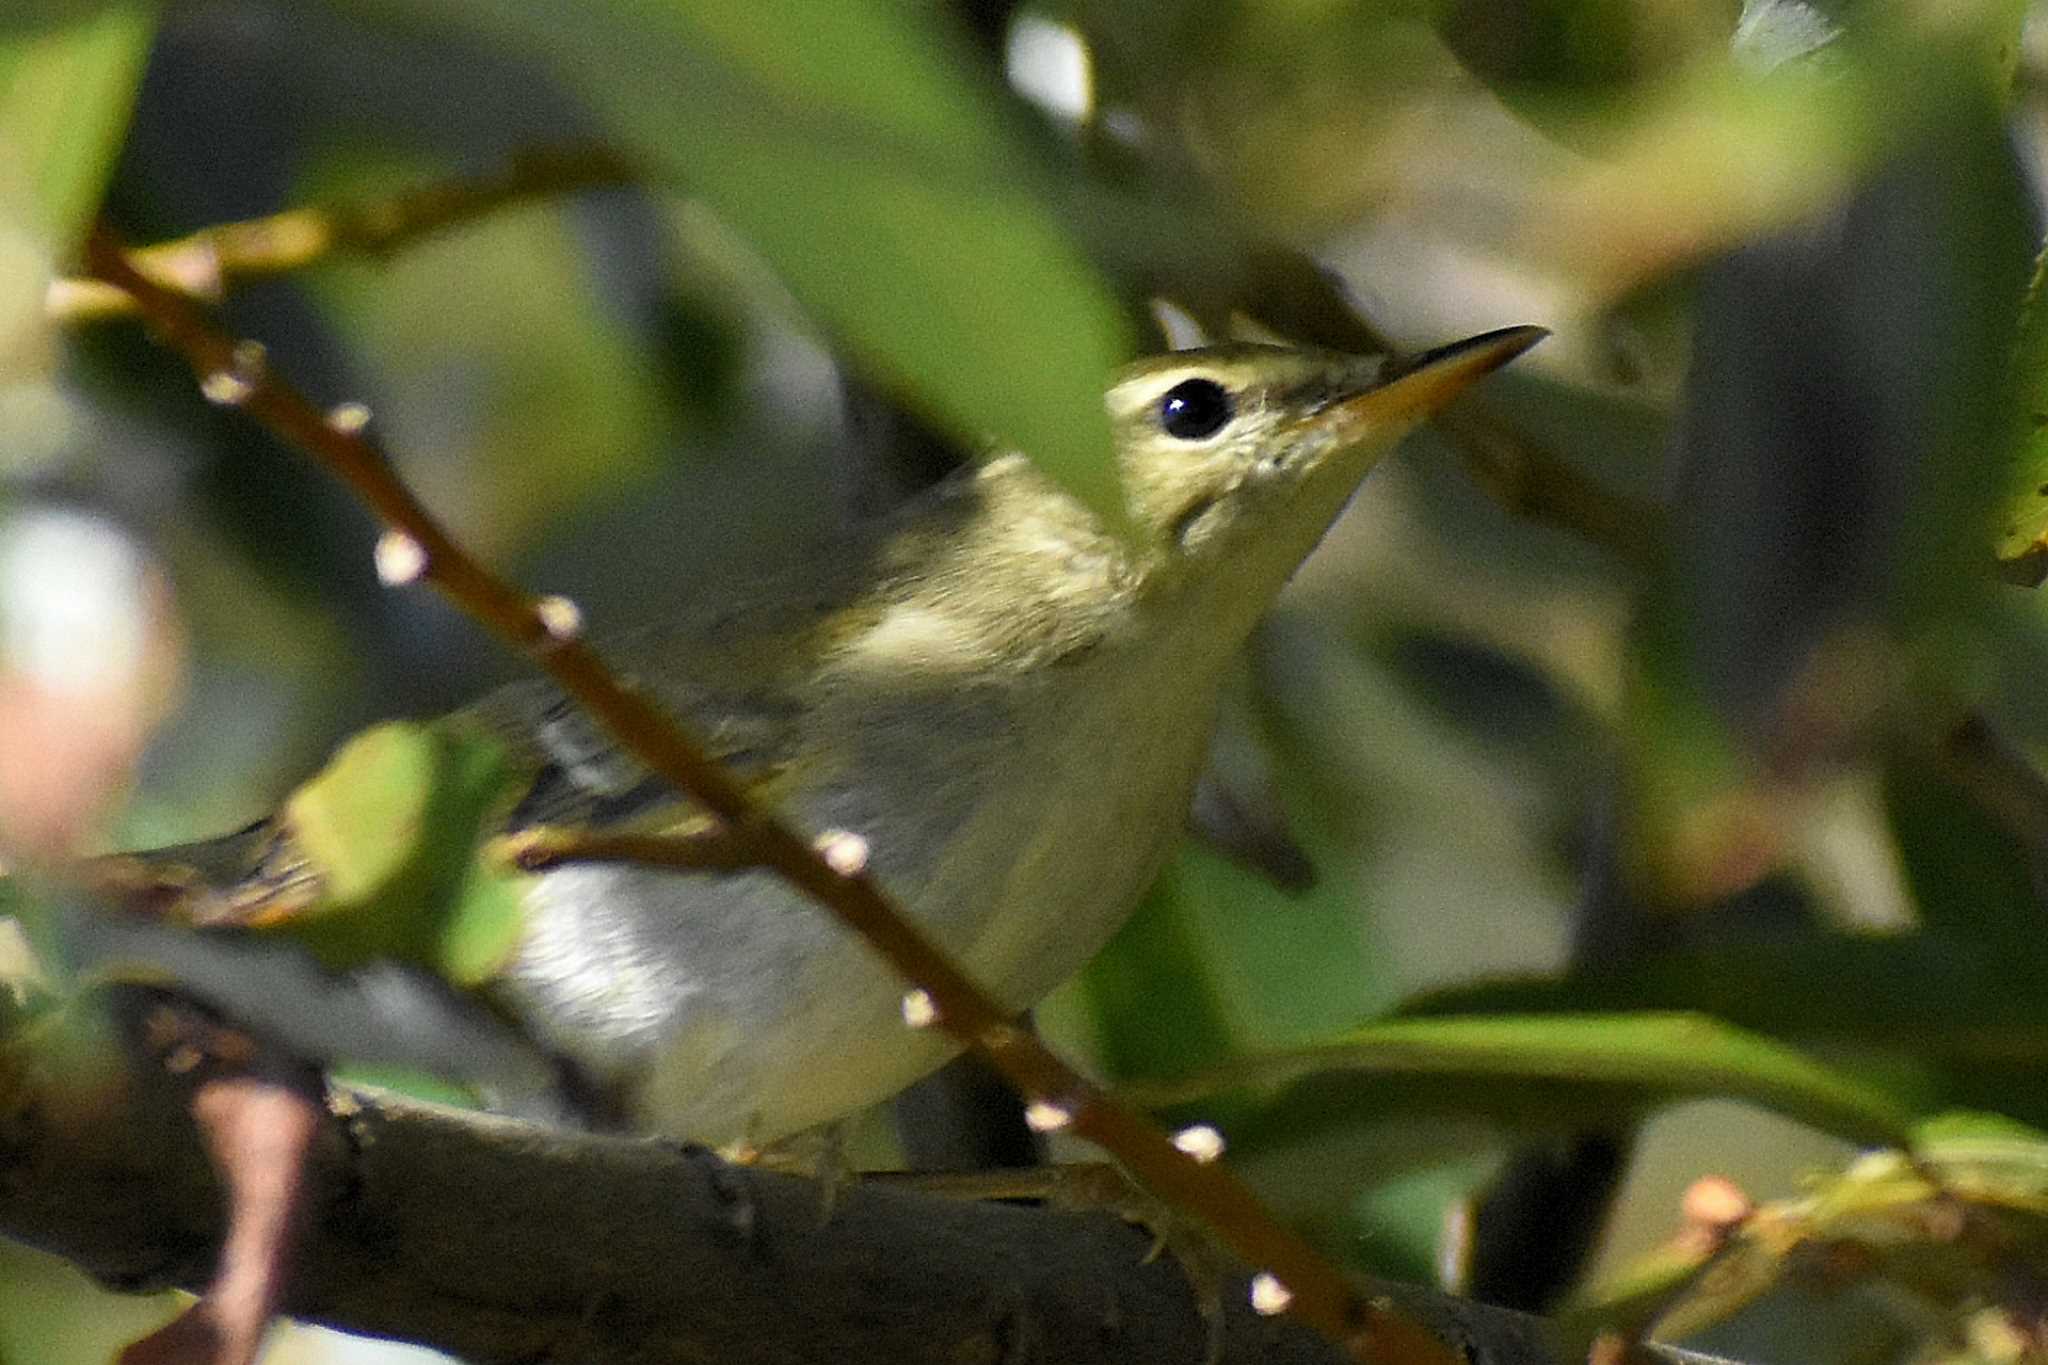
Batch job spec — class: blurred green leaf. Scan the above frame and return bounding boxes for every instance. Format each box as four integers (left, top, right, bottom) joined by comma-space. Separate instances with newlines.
1915, 1108, 2048, 1157
0, 4, 154, 495
1072, 866, 1240, 1081
426, 0, 1135, 530
1403, 934, 2048, 1069
1435, 0, 1732, 113
300, 148, 670, 559
1064, 834, 1404, 1088
1618, 590, 1771, 905
1993, 248, 2048, 580
1911, 1110, 2048, 1202
0, 1240, 176, 1365
1884, 751, 2048, 972
329, 1062, 482, 1110
278, 719, 530, 986
1348, 1157, 1501, 1284
0, 1, 155, 249
1128, 1011, 1915, 1147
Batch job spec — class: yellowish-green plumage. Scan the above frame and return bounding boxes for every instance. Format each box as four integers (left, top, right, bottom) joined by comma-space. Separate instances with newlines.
460, 329, 1544, 1141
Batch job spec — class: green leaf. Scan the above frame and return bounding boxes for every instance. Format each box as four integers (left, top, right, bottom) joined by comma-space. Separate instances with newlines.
1402, 934, 2048, 1067
1908, 1110, 2048, 1203
0, 2, 156, 249
1994, 247, 2048, 580
439, 840, 527, 988
1067, 864, 1242, 1083
427, 0, 1135, 530
1913, 1109, 2048, 1149
1128, 1012, 1917, 1147
1434, 0, 1725, 116
1884, 749, 2048, 971
0, 4, 155, 487
0, 1240, 178, 1365
299, 147, 672, 556
328, 1063, 482, 1111
278, 719, 530, 986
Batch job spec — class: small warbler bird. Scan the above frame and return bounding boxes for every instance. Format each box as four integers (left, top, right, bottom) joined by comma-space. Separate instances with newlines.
78, 326, 1542, 1144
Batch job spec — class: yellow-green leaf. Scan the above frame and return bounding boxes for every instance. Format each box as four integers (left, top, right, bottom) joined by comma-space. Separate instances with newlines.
1995, 247, 2048, 580
0, 2, 156, 250
439, 844, 528, 988
1127, 1011, 1916, 1147
279, 719, 529, 984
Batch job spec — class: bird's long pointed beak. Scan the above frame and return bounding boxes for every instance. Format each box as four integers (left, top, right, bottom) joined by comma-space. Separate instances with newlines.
1315, 325, 1548, 441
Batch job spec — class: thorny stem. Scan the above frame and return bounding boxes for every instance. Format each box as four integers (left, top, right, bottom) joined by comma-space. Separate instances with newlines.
84, 224, 1455, 1365
50, 146, 635, 323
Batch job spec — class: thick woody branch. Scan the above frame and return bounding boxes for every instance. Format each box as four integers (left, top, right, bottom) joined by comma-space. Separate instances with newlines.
0, 1021, 1728, 1365
83, 226, 1429, 1360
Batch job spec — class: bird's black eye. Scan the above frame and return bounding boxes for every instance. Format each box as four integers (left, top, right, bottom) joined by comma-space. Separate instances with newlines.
1158, 378, 1234, 441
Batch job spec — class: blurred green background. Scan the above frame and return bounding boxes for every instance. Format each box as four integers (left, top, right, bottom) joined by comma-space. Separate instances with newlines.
7, 0, 2048, 1361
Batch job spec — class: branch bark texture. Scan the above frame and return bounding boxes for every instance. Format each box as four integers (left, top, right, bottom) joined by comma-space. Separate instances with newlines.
0, 1025, 1735, 1365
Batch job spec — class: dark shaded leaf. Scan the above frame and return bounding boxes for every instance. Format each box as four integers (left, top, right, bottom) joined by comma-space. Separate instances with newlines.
1128, 1011, 1916, 1148
421, 0, 1134, 528
1884, 749, 2048, 972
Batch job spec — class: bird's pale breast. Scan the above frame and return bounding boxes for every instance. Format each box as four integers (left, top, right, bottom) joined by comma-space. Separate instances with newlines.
492, 624, 1218, 1143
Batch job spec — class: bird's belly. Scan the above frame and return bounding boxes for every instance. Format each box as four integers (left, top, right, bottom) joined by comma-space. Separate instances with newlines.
493, 683, 1212, 1143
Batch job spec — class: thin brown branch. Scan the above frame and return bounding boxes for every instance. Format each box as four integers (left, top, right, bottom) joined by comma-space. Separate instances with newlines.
50, 146, 636, 323
494, 824, 764, 874
83, 225, 1442, 1362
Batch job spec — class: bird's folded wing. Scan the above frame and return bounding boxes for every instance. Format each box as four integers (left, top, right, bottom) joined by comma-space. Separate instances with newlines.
465, 663, 804, 835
